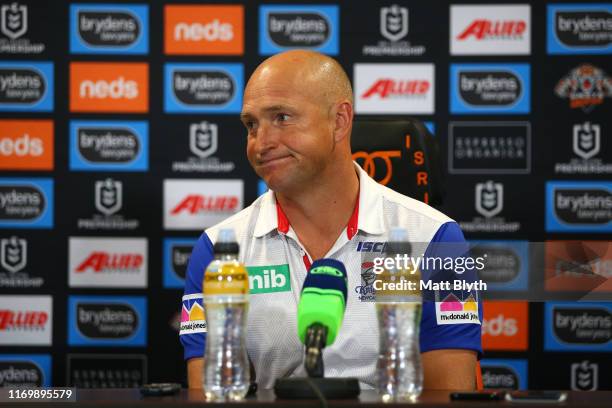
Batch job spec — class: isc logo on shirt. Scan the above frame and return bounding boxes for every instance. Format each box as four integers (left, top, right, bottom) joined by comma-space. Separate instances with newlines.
247, 264, 291, 294
70, 62, 149, 113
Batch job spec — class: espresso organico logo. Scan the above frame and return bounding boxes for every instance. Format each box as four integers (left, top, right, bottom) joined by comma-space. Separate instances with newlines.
545, 302, 612, 351
450, 5, 531, 55
546, 181, 611, 233
69, 237, 147, 288
459, 180, 521, 233
470, 241, 528, 291
450, 64, 530, 114
0, 236, 43, 288
548, 4, 612, 55
259, 5, 338, 55
0, 355, 51, 387
69, 120, 148, 172
163, 238, 195, 288
163, 179, 243, 230
480, 360, 527, 390
554, 122, 611, 175
68, 296, 147, 346
67, 354, 146, 388
0, 295, 52, 345
0, 62, 52, 111
0, 2, 45, 54
164, 63, 243, 113
354, 63, 434, 114
555, 64, 612, 112
172, 121, 235, 173
70, 4, 148, 54
0, 178, 53, 229
361, 5, 426, 57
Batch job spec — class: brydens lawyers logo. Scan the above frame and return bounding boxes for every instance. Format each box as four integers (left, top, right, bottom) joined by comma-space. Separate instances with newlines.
165, 5, 243, 55
69, 120, 148, 172
548, 4, 612, 55
482, 301, 528, 351
163, 238, 195, 288
259, 5, 339, 56
68, 296, 147, 346
546, 181, 611, 233
0, 355, 51, 387
450, 5, 531, 55
0, 62, 53, 111
0, 119, 53, 170
70, 62, 148, 113
470, 240, 529, 291
354, 63, 434, 114
545, 302, 611, 351
164, 179, 243, 230
70, 4, 148, 54
0, 295, 52, 346
69, 237, 147, 288
164, 63, 243, 113
450, 64, 530, 114
435, 293, 480, 325
180, 293, 206, 335
555, 64, 611, 112
0, 178, 53, 229
480, 359, 527, 390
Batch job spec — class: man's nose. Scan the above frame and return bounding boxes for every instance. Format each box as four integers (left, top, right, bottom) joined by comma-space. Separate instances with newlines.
253, 121, 278, 153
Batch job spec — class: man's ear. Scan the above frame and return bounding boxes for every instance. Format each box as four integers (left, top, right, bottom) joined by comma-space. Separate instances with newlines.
333, 101, 353, 143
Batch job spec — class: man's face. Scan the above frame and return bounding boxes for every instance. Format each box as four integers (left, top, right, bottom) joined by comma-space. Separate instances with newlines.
241, 77, 334, 193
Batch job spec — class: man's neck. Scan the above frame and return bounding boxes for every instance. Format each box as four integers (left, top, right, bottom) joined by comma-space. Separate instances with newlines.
275, 161, 359, 259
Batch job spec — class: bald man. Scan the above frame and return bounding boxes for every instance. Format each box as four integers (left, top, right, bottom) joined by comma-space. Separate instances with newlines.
180, 51, 482, 391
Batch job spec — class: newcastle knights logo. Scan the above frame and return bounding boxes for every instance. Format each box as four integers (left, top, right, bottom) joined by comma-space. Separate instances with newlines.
95, 178, 122, 216
573, 122, 600, 160
380, 5, 408, 42
475, 180, 503, 218
190, 121, 218, 159
1, 3, 27, 40
0, 236, 27, 274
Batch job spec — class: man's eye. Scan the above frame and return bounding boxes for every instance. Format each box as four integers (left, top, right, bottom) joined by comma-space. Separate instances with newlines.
276, 113, 290, 122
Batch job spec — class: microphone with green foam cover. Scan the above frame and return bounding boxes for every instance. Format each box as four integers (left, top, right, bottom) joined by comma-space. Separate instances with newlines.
297, 258, 348, 350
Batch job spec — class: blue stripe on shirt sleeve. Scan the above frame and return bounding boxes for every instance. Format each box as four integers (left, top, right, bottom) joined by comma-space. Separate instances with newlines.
180, 231, 214, 361
419, 222, 483, 359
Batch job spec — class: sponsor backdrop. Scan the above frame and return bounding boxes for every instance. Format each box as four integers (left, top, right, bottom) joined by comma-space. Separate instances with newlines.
0, 0, 610, 392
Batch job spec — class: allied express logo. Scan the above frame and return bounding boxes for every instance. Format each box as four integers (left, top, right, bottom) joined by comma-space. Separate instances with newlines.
555, 64, 611, 112
70, 62, 148, 113
457, 20, 527, 41
76, 252, 143, 274
361, 79, 430, 99
165, 5, 243, 55
171, 195, 239, 215
0, 119, 53, 170
0, 309, 48, 331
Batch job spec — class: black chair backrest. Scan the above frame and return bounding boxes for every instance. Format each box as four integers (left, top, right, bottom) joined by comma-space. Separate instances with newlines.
351, 117, 444, 206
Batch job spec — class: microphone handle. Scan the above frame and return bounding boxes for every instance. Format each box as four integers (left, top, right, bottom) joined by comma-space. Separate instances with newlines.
304, 323, 328, 378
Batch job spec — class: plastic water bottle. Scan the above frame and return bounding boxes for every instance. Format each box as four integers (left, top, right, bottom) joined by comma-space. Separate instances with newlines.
202, 228, 250, 401
375, 227, 423, 402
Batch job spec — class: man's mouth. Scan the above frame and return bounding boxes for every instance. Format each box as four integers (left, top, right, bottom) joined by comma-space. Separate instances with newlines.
258, 155, 292, 167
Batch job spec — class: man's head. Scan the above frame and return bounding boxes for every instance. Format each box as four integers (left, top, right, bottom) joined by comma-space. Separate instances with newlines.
241, 50, 354, 194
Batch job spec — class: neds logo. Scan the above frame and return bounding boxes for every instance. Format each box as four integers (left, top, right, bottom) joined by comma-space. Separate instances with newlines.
164, 5, 243, 55
70, 5, 148, 54
77, 303, 138, 339
70, 62, 148, 113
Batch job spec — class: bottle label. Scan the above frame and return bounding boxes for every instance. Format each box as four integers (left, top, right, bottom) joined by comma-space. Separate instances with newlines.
204, 263, 249, 296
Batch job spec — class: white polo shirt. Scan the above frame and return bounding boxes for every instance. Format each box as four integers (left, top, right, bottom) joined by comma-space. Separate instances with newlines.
180, 164, 482, 389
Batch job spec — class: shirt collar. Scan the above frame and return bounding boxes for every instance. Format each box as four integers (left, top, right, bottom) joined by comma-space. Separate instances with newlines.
253, 162, 386, 238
